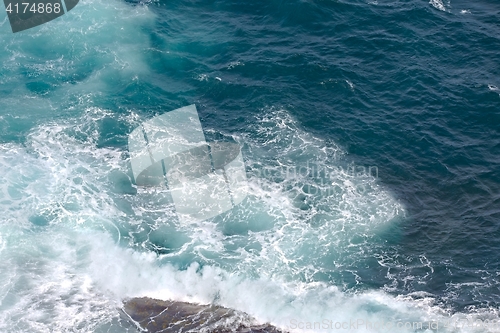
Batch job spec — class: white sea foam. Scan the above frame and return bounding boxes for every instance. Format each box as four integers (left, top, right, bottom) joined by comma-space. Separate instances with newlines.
0, 109, 497, 332
196, 73, 210, 81
0, 107, 452, 333
227, 61, 244, 69
489, 85, 500, 97
86, 232, 500, 333
429, 0, 447, 12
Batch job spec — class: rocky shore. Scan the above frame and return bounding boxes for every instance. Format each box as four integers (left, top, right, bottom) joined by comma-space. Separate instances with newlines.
122, 297, 287, 333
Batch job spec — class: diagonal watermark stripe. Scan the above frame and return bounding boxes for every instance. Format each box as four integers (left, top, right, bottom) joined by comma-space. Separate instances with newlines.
128, 105, 248, 223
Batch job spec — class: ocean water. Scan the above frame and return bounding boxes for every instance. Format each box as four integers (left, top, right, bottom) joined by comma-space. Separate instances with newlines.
0, 0, 499, 332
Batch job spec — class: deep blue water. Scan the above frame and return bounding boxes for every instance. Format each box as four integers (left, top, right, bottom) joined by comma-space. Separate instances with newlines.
0, 0, 499, 332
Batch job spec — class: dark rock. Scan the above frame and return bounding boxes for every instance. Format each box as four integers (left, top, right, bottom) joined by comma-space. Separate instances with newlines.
122, 297, 286, 333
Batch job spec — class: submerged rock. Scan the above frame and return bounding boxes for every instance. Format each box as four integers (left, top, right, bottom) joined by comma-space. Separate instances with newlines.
122, 297, 286, 333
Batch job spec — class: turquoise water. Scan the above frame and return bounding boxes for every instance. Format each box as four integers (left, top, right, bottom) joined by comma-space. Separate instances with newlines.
0, 0, 499, 332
